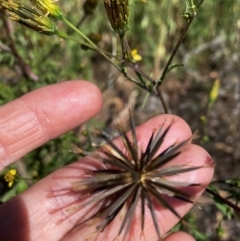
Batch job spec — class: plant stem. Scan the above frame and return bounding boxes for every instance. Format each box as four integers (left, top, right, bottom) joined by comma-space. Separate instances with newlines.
56, 30, 114, 58
62, 17, 95, 46
154, 0, 206, 114
205, 188, 240, 213
157, 0, 205, 85
157, 18, 194, 85
158, 90, 169, 113
127, 63, 156, 85
119, 36, 126, 61
62, 17, 121, 71
0, 10, 39, 81
121, 67, 154, 93
40, 14, 89, 63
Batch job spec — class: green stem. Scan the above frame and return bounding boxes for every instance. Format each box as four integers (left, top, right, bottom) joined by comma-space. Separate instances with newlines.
56, 30, 114, 58
61, 17, 121, 71
120, 34, 168, 111
75, 14, 89, 30
57, 30, 94, 49
62, 16, 95, 46
157, 16, 194, 84
157, 0, 205, 85
126, 63, 156, 85
120, 36, 126, 61
153, 0, 206, 114
158, 89, 169, 113
121, 67, 157, 96
120, 37, 157, 88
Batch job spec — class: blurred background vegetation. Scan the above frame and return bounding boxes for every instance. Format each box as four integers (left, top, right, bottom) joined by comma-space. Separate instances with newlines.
0, 0, 240, 240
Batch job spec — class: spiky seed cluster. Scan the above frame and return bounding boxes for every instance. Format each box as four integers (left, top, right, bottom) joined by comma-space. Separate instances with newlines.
0, 0, 57, 35
74, 112, 203, 240
104, 0, 130, 38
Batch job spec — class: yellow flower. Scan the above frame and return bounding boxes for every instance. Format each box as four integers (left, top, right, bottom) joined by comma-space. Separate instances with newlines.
131, 49, 142, 62
1, 0, 57, 35
210, 78, 220, 104
4, 169, 17, 188
30, 0, 63, 20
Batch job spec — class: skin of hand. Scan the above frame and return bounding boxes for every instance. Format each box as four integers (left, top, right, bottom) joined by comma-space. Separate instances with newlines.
0, 80, 213, 241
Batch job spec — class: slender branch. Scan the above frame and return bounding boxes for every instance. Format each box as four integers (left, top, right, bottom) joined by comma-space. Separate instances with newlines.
74, 14, 89, 32
157, 18, 194, 84
120, 37, 161, 99
205, 188, 240, 213
0, 10, 39, 81
197, 0, 205, 8
0, 41, 11, 52
120, 34, 169, 112
119, 36, 126, 61
120, 37, 155, 87
153, 0, 206, 113
62, 17, 121, 71
62, 17, 95, 46
56, 30, 114, 58
40, 14, 89, 63
126, 62, 156, 85
157, 0, 205, 84
121, 67, 157, 96
158, 90, 169, 113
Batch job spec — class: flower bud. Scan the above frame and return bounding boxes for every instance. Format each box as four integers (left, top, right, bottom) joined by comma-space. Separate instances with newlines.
104, 0, 130, 38
30, 0, 63, 20
1, 0, 57, 35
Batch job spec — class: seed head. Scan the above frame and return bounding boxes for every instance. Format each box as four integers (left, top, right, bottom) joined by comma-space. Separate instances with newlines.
0, 0, 57, 35
73, 112, 203, 240
104, 0, 130, 38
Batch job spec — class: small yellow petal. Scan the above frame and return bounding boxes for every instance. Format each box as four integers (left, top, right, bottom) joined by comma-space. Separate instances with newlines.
8, 181, 13, 188
131, 49, 137, 55
133, 54, 142, 61
4, 169, 17, 187
9, 169, 17, 176
210, 78, 220, 103
131, 49, 142, 62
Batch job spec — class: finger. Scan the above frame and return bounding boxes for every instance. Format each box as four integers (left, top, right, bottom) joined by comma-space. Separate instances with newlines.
0, 115, 213, 241
163, 232, 195, 241
0, 80, 102, 171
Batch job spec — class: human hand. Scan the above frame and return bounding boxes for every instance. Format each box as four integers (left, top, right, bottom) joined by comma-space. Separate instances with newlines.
0, 81, 213, 241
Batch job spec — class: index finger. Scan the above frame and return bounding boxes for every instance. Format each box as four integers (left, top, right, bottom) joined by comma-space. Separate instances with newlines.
0, 80, 102, 171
